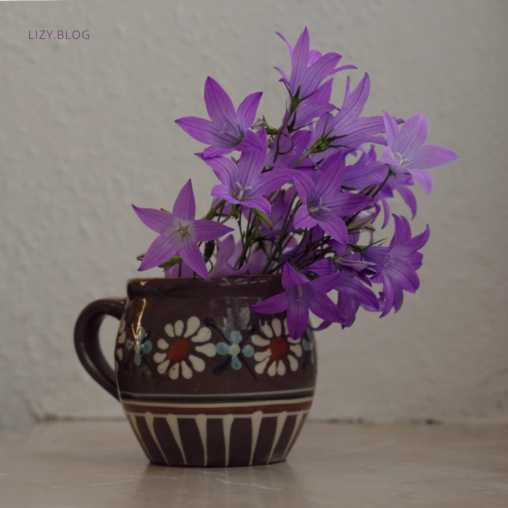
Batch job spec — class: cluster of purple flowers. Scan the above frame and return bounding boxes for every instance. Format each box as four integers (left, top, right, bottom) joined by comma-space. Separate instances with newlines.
133, 28, 458, 340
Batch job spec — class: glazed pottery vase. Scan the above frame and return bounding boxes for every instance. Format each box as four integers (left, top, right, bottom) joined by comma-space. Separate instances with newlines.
74, 276, 317, 467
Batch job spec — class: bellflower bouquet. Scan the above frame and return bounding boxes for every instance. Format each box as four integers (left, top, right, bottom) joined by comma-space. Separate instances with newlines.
133, 28, 458, 340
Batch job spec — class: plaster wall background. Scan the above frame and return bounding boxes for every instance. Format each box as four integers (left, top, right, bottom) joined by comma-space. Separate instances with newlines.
0, 0, 507, 432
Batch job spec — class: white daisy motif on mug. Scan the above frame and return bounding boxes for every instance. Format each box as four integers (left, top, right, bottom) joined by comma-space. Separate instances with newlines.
153, 316, 216, 380
252, 318, 303, 376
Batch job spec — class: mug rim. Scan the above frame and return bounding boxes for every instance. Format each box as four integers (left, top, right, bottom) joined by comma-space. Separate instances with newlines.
127, 274, 283, 299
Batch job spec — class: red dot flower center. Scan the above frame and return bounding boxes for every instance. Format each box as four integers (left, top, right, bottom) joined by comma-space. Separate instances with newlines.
268, 337, 288, 361
167, 338, 190, 363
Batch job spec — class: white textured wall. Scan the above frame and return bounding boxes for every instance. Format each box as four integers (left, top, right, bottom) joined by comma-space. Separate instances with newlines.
1, 0, 507, 432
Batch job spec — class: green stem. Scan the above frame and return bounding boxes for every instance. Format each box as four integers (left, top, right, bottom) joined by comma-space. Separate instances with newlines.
205, 199, 226, 220
220, 207, 236, 224
371, 166, 395, 200
292, 146, 314, 169
261, 198, 300, 273
345, 166, 394, 227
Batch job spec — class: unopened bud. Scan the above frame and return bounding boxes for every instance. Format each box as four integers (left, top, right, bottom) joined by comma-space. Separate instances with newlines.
252, 118, 268, 131
358, 183, 377, 197
253, 209, 273, 230
159, 256, 182, 270
347, 214, 375, 232
204, 241, 215, 260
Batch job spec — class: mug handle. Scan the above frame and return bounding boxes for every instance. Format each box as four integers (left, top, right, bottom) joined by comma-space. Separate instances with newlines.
74, 298, 126, 400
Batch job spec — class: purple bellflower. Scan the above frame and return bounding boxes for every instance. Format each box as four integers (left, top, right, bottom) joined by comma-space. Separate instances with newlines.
209, 235, 250, 277
175, 77, 263, 159
260, 187, 297, 239
364, 215, 430, 317
251, 263, 343, 340
292, 153, 373, 244
375, 173, 417, 228
200, 130, 293, 216
341, 145, 417, 228
343, 145, 388, 190
275, 28, 355, 100
243, 247, 267, 276
266, 130, 314, 170
312, 75, 404, 151
308, 246, 379, 328
130, 28, 457, 329
381, 111, 459, 194
133, 179, 233, 280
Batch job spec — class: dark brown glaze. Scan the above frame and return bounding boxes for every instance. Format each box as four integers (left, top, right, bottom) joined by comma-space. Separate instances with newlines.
75, 275, 317, 467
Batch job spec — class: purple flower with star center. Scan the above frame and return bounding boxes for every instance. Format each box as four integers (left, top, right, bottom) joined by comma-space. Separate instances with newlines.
200, 130, 293, 216
175, 77, 263, 159
292, 153, 373, 244
308, 248, 379, 329
364, 214, 430, 317
250, 263, 343, 340
381, 110, 459, 194
132, 179, 233, 280
312, 75, 404, 151
275, 28, 355, 100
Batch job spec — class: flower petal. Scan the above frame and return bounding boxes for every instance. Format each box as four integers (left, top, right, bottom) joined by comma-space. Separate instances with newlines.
231, 355, 242, 370
396, 181, 417, 219
251, 291, 288, 314
398, 113, 428, 157
306, 286, 343, 324
317, 215, 348, 244
391, 225, 430, 258
204, 77, 238, 132
292, 171, 315, 204
179, 240, 209, 280
309, 272, 342, 293
235, 129, 263, 152
237, 130, 267, 184
286, 289, 309, 340
382, 110, 400, 150
181, 360, 193, 379
252, 169, 293, 197
242, 344, 254, 358
406, 144, 459, 171
198, 155, 236, 185
328, 192, 373, 217
338, 276, 379, 309
138, 234, 179, 271
410, 169, 434, 194
300, 52, 341, 98
289, 28, 310, 96
241, 196, 271, 215
385, 258, 420, 293
173, 179, 196, 221
211, 184, 240, 206
174, 116, 223, 145
276, 31, 293, 57
192, 220, 234, 242
196, 342, 217, 357
282, 262, 308, 288
237, 92, 263, 132
188, 355, 206, 373
380, 146, 402, 167
132, 205, 175, 234
329, 73, 370, 134
293, 205, 318, 229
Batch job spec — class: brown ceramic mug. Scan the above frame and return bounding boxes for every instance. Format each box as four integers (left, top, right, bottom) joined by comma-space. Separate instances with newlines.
74, 276, 317, 467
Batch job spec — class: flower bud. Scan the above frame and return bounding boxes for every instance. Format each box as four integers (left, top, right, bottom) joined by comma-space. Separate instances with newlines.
253, 209, 273, 230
